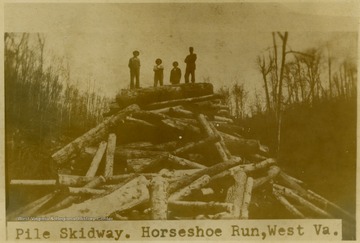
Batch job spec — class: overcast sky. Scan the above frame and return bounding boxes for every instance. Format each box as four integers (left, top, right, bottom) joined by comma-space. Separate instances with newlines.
4, 2, 358, 99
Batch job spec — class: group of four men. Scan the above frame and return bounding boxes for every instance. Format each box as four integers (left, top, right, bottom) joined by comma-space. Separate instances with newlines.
128, 47, 197, 89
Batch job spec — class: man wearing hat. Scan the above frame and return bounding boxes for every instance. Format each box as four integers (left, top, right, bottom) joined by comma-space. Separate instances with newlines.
184, 47, 197, 83
128, 50, 140, 89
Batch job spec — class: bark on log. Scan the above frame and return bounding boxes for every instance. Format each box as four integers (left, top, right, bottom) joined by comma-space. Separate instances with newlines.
68, 187, 106, 195
306, 190, 355, 222
168, 107, 195, 119
168, 201, 232, 215
225, 170, 247, 218
197, 114, 228, 162
124, 116, 157, 128
253, 165, 281, 189
273, 184, 333, 218
104, 134, 117, 177
272, 190, 306, 218
86, 141, 107, 177
58, 174, 95, 186
42, 176, 106, 215
52, 104, 140, 165
116, 83, 214, 108
209, 158, 276, 184
149, 105, 183, 114
7, 191, 59, 220
209, 121, 232, 159
171, 135, 220, 156
279, 171, 308, 197
162, 118, 201, 135
121, 141, 178, 151
240, 177, 254, 219
150, 176, 169, 220
168, 159, 242, 194
166, 154, 207, 169
145, 94, 223, 110
220, 131, 261, 155
169, 175, 210, 201
10, 180, 57, 186
45, 176, 149, 217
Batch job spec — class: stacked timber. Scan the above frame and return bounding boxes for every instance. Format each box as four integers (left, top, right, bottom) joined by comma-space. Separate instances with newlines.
8, 83, 354, 237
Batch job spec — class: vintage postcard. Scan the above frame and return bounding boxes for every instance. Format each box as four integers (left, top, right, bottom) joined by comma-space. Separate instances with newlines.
1, 0, 358, 242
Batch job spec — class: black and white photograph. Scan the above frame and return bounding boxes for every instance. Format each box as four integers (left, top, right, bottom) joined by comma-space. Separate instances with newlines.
3, 1, 358, 241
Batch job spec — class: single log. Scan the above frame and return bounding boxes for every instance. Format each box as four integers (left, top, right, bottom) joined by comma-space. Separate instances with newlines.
210, 158, 276, 184
124, 116, 157, 128
209, 122, 232, 159
121, 141, 178, 151
68, 187, 106, 195
168, 201, 232, 215
104, 134, 117, 177
42, 176, 106, 215
279, 171, 308, 197
273, 184, 333, 218
306, 190, 355, 222
246, 153, 268, 162
166, 154, 207, 169
150, 105, 183, 114
212, 116, 234, 123
240, 177, 254, 219
52, 104, 140, 165
217, 109, 230, 117
253, 165, 281, 189
225, 170, 247, 218
150, 176, 169, 220
45, 176, 149, 217
168, 107, 195, 119
86, 141, 107, 177
131, 110, 170, 124
58, 174, 95, 186
272, 190, 306, 218
162, 118, 201, 134
7, 191, 59, 220
145, 94, 223, 110
169, 175, 210, 201
220, 131, 261, 155
10, 180, 57, 186
213, 121, 246, 136
169, 159, 242, 193
197, 114, 228, 162
171, 135, 220, 156
116, 83, 214, 108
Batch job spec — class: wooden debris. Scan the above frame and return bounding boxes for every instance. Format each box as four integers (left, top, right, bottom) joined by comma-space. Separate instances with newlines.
45, 176, 149, 217
10, 180, 57, 186
166, 154, 207, 169
253, 165, 281, 189
225, 170, 247, 218
86, 141, 107, 177
52, 104, 140, 165
168, 201, 232, 215
169, 175, 211, 201
150, 176, 169, 219
240, 177, 254, 219
272, 189, 306, 218
104, 134, 117, 177
68, 187, 106, 195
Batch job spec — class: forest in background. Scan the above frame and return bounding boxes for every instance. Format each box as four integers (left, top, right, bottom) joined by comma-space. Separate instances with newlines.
5, 33, 110, 179
5, 32, 357, 216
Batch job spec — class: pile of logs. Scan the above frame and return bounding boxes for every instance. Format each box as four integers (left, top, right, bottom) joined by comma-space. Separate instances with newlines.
8, 83, 354, 237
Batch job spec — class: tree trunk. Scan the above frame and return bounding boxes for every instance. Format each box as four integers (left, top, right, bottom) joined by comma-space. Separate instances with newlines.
252, 165, 281, 189
10, 180, 57, 186
145, 94, 222, 110
272, 190, 305, 218
166, 154, 207, 169
68, 187, 106, 195
169, 175, 210, 201
168, 158, 242, 194
86, 141, 107, 177
104, 133, 117, 177
44, 176, 149, 217
240, 177, 254, 219
150, 176, 169, 220
171, 135, 220, 156
116, 83, 214, 109
225, 170, 247, 218
52, 104, 140, 165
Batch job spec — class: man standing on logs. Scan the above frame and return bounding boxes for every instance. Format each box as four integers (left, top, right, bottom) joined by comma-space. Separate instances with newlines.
128, 50, 141, 89
184, 47, 197, 83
